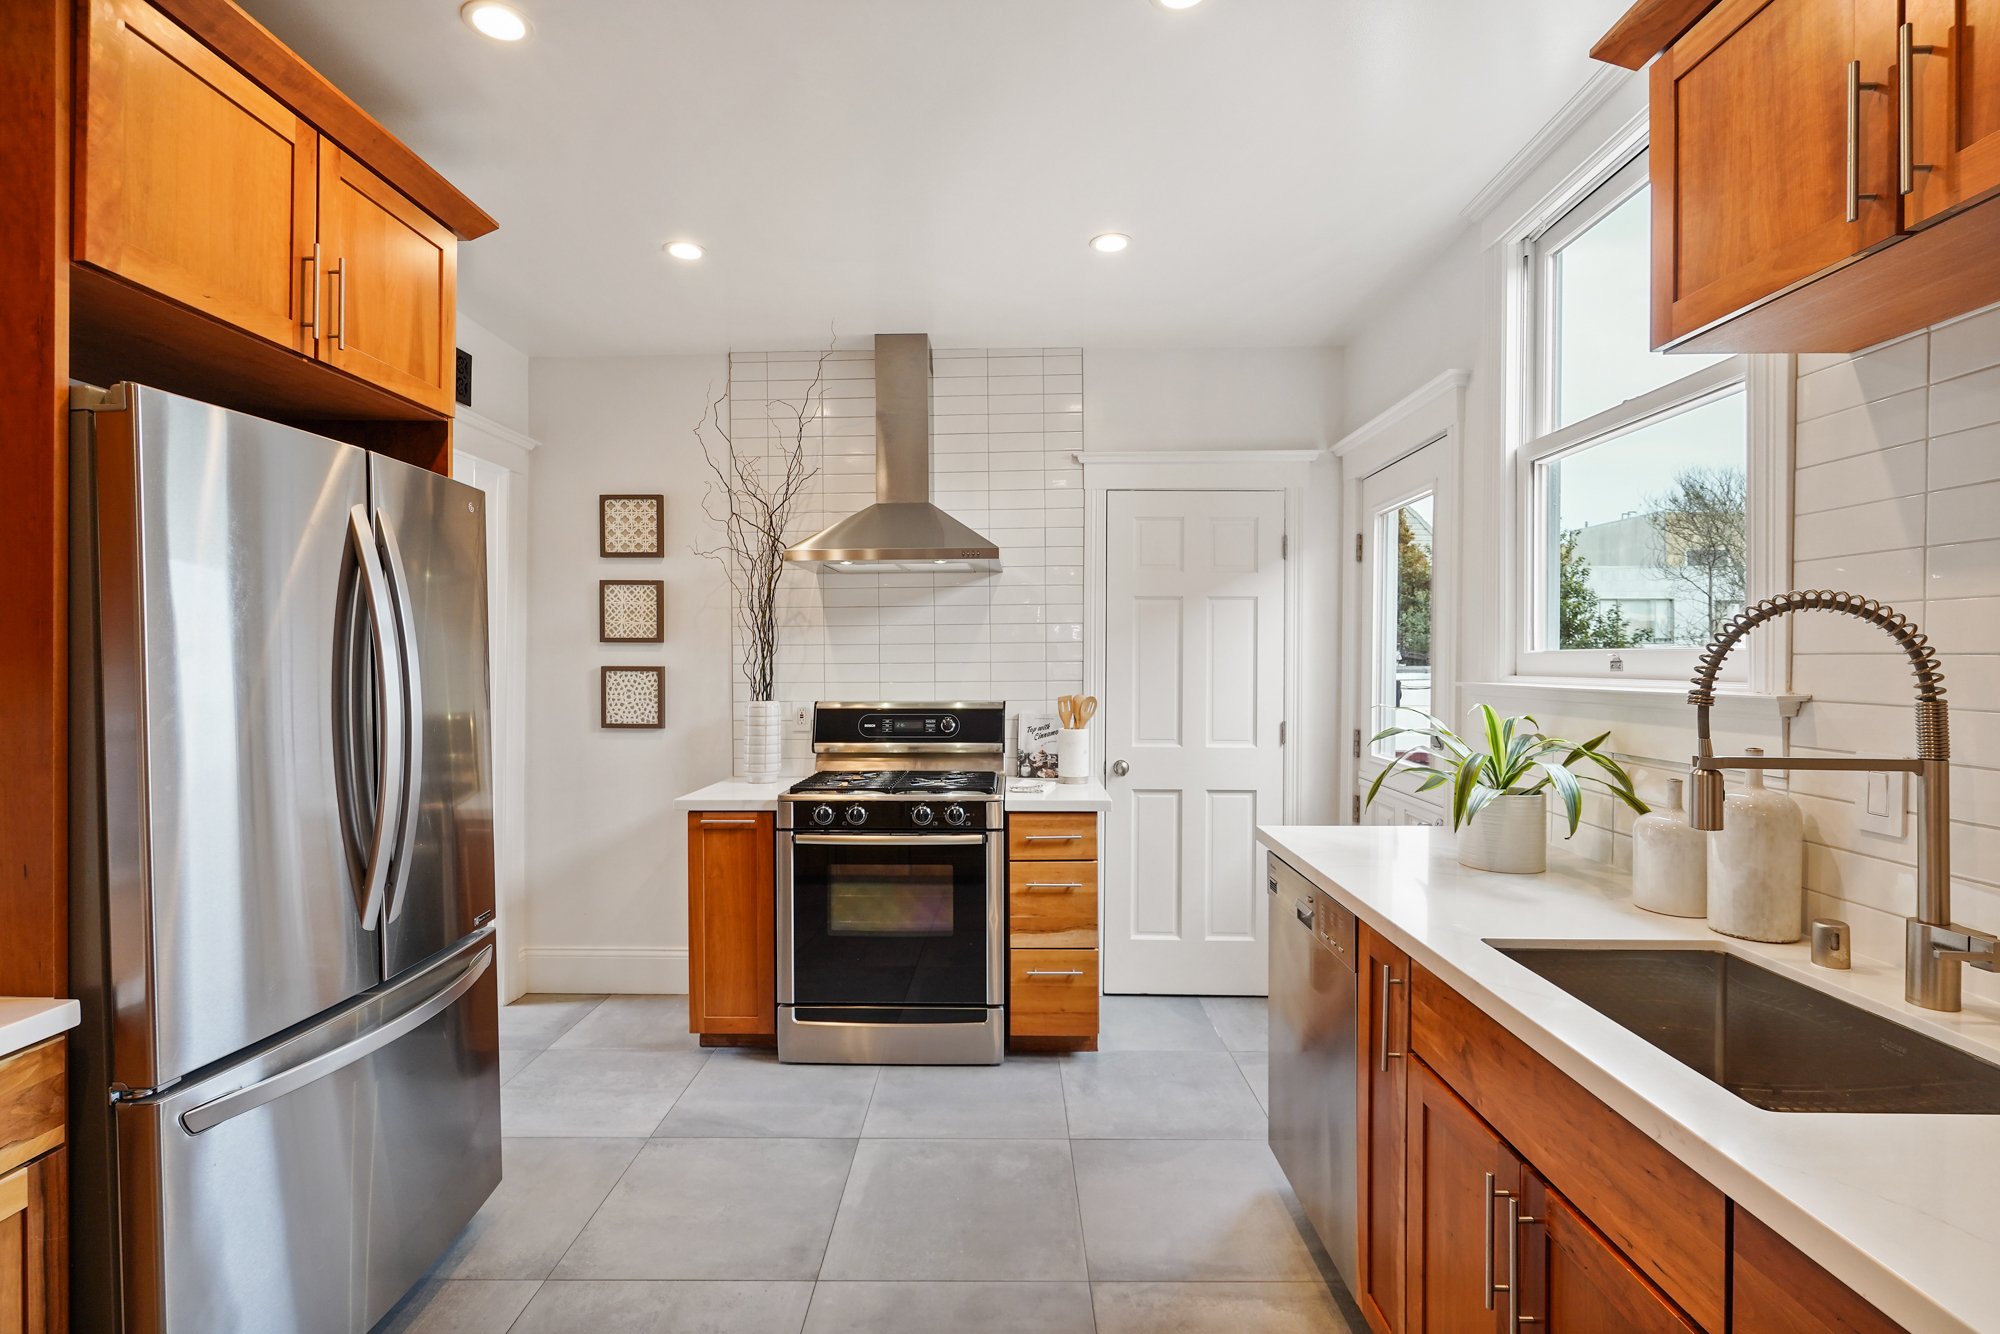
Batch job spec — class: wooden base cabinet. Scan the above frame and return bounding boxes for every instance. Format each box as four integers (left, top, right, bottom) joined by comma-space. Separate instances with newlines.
1358, 924, 1411, 1334
0, 1037, 67, 1334
686, 812, 775, 1043
1732, 1207, 1905, 1334
1521, 1173, 1702, 1334
1404, 1061, 1513, 1333
1007, 812, 1101, 1049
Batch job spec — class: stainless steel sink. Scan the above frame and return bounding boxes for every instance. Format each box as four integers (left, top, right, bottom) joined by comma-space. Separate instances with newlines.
1496, 945, 2000, 1114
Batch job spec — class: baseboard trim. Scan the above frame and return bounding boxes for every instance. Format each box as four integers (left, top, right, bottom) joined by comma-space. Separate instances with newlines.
520, 945, 689, 995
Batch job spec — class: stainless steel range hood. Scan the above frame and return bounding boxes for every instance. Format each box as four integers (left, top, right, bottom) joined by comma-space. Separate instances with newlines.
784, 333, 1001, 574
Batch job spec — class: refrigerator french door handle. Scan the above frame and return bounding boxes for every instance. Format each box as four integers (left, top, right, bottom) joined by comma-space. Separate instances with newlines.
376, 509, 425, 924
348, 504, 404, 932
177, 943, 493, 1135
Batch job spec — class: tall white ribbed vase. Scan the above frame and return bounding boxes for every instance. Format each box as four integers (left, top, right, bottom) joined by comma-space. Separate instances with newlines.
1706, 747, 1804, 942
740, 700, 785, 782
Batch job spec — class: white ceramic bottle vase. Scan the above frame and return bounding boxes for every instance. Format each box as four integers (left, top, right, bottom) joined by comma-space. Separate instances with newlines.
1632, 778, 1707, 917
1705, 747, 1804, 943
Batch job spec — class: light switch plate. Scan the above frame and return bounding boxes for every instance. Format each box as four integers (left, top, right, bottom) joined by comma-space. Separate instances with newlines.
1858, 770, 1907, 838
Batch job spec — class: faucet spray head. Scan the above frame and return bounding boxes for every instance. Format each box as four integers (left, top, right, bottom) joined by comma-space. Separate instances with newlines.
1688, 765, 1726, 830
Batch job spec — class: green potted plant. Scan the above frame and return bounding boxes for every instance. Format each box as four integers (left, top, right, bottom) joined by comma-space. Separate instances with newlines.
1366, 704, 1648, 874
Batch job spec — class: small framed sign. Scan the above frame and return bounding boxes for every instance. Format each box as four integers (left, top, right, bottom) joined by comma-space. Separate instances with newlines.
601, 665, 665, 729
600, 494, 663, 557
599, 579, 665, 643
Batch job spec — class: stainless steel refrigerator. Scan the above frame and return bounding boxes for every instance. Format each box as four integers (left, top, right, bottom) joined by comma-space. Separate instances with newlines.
67, 383, 502, 1334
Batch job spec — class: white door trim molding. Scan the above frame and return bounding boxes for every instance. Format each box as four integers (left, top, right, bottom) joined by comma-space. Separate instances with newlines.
1080, 448, 1318, 824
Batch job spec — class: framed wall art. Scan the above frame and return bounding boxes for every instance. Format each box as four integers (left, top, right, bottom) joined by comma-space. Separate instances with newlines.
601, 665, 665, 729
600, 493, 663, 557
599, 579, 665, 643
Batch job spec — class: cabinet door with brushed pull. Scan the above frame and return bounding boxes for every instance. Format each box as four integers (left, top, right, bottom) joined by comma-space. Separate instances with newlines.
1904, 0, 2000, 226
1405, 1059, 1514, 1334
1358, 923, 1412, 1333
1514, 1171, 1702, 1334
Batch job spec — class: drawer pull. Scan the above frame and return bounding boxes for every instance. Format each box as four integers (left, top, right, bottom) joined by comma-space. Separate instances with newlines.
1024, 833, 1084, 842
1024, 969, 1084, 977
1022, 881, 1083, 891
700, 817, 761, 826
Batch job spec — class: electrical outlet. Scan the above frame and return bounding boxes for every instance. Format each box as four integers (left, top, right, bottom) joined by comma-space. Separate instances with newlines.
787, 704, 812, 739
1857, 770, 1907, 838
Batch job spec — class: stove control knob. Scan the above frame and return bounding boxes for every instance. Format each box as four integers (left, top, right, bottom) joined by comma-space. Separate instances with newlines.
939, 715, 960, 736
911, 804, 936, 827
811, 804, 837, 828
944, 804, 971, 828
844, 804, 869, 827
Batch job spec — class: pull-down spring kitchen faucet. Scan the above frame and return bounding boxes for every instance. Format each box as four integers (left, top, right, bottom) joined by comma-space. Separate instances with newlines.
1686, 590, 1994, 1011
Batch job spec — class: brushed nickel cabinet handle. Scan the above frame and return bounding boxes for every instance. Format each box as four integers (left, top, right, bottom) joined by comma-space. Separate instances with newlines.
1484, 1172, 1503, 1311
1847, 61, 1884, 223
700, 817, 760, 826
1024, 833, 1084, 842
1900, 23, 1938, 195
1024, 969, 1084, 977
302, 244, 320, 341
329, 257, 347, 350
1512, 1199, 1543, 1329
1021, 881, 1083, 890
1377, 964, 1405, 1072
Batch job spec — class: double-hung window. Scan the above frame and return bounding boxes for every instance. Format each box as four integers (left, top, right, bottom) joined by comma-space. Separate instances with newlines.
1517, 151, 1754, 684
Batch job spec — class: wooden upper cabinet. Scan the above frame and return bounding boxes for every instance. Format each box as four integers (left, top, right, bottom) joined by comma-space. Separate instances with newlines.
76, 0, 317, 352
1357, 924, 1411, 1334
687, 812, 776, 1039
1651, 0, 1898, 346
1404, 1060, 1512, 1334
316, 143, 457, 414
1906, 0, 2000, 225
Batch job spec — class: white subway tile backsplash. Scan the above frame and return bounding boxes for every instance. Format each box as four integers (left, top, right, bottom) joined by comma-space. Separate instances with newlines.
1793, 495, 1925, 560
1929, 304, 2000, 383
1793, 441, 1926, 514
1927, 478, 2000, 545
1928, 362, 2000, 436
1928, 538, 2000, 599
1795, 333, 1929, 421
1929, 422, 2000, 489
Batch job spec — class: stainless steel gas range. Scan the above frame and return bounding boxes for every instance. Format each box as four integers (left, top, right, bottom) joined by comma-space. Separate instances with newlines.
776, 703, 1009, 1065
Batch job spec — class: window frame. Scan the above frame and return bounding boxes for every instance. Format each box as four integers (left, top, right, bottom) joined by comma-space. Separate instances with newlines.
1512, 147, 1758, 685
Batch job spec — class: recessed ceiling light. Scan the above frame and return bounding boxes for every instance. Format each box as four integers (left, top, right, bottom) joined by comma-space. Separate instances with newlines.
1090, 232, 1131, 254
664, 241, 705, 261
461, 1, 529, 41
1154, 0, 1204, 9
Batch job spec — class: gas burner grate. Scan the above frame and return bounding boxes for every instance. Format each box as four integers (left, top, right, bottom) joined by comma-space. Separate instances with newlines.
788, 770, 904, 795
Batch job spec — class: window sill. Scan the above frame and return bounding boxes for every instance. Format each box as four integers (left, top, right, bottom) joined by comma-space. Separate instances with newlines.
1462, 679, 1810, 727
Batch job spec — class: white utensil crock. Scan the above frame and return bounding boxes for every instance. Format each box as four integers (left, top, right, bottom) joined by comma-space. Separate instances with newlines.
740, 700, 786, 782
1455, 793, 1547, 874
1057, 727, 1091, 785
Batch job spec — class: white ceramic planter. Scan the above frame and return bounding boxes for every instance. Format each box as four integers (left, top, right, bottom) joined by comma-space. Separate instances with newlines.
1455, 793, 1547, 875
740, 699, 786, 782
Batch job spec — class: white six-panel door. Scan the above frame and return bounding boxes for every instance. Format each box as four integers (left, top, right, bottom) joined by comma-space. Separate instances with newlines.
1103, 489, 1287, 995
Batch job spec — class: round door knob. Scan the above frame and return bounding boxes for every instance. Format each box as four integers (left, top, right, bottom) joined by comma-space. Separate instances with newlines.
844, 804, 869, 827
911, 804, 936, 826
812, 804, 837, 827
944, 804, 970, 827
1111, 760, 1131, 777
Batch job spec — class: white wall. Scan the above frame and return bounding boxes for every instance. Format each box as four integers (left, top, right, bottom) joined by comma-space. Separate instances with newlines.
1084, 347, 1342, 452
523, 354, 733, 993
457, 313, 533, 436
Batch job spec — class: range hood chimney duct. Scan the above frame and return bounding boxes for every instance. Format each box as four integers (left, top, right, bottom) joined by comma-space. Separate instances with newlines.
782, 333, 1002, 573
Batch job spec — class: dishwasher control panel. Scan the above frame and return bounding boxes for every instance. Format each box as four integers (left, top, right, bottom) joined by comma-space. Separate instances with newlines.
1313, 892, 1356, 967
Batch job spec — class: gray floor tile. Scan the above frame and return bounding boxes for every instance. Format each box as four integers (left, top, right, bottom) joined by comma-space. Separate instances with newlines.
511, 1280, 814, 1334
861, 1057, 1068, 1139
370, 1278, 539, 1334
1092, 1282, 1356, 1334
655, 1051, 879, 1137
820, 1139, 1087, 1281
436, 1138, 644, 1280
803, 1281, 1096, 1334
1073, 1140, 1320, 1282
499, 995, 606, 1052
501, 1048, 708, 1137
1060, 1051, 1268, 1139
1097, 996, 1229, 1051
1235, 1051, 1271, 1112
551, 995, 702, 1052
498, 1049, 533, 1085
1202, 996, 1270, 1051
553, 1138, 855, 1280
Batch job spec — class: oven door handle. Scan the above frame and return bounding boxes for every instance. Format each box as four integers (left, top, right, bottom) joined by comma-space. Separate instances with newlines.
792, 833, 988, 847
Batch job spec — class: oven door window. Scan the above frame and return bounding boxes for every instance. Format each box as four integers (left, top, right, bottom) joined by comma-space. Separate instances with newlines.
791, 839, 990, 1006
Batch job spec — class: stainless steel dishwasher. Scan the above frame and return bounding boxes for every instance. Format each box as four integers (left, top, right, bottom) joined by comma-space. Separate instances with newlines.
1267, 851, 1359, 1294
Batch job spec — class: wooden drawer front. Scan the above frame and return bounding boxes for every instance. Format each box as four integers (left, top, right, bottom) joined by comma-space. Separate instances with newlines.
1732, 1207, 1905, 1333
1410, 965, 1727, 1334
1008, 813, 1098, 861
0, 1040, 65, 1180
1010, 861, 1098, 947
1010, 950, 1099, 1038
0, 1148, 64, 1334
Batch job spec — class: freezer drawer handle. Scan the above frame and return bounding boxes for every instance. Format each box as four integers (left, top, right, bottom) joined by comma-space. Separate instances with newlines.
179, 944, 492, 1136
347, 505, 405, 932
378, 509, 426, 925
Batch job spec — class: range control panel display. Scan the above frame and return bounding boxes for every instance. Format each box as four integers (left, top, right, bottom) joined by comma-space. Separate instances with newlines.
859, 713, 960, 738
812, 703, 1007, 748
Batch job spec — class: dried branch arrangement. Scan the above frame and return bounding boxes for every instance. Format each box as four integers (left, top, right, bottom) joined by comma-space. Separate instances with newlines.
693, 341, 833, 701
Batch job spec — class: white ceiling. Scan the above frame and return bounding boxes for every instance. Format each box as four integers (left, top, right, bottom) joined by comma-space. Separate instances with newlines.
242, 0, 1626, 357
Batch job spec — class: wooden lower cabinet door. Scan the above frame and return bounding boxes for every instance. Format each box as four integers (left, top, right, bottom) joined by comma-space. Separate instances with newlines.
687, 812, 776, 1038
1732, 1206, 1905, 1333
0, 1150, 65, 1334
316, 142, 457, 412
1517, 1171, 1701, 1334
1405, 1059, 1512, 1334
1357, 924, 1411, 1334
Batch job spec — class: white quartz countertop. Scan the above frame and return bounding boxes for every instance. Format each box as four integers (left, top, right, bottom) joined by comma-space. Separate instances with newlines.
1256, 824, 2000, 1334
1004, 780, 1111, 811
0, 998, 81, 1062
674, 777, 804, 811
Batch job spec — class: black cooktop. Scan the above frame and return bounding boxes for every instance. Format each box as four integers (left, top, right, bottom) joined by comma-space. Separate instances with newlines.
788, 770, 1000, 797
